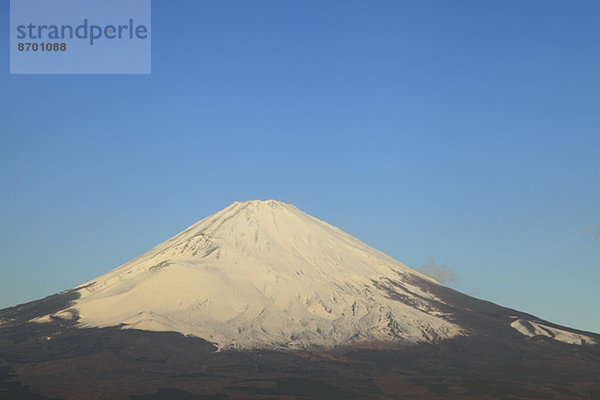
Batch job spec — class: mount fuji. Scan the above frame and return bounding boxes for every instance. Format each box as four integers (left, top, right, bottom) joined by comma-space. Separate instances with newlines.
1, 200, 599, 400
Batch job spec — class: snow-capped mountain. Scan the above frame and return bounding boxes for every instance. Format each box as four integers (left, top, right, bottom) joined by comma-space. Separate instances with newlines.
26, 200, 596, 351
2, 200, 599, 399
35, 200, 465, 349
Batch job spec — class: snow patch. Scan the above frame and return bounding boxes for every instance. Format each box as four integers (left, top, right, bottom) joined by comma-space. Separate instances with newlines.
511, 319, 596, 345
30, 315, 53, 323
29, 309, 77, 324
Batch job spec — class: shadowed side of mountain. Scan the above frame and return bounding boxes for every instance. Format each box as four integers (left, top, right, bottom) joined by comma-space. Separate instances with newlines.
0, 288, 84, 326
411, 274, 600, 342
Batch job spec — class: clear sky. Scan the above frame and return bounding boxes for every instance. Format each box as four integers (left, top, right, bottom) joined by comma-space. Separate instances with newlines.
1, 1, 599, 333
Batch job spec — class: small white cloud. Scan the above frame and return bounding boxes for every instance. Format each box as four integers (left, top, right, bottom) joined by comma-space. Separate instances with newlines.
416, 258, 457, 284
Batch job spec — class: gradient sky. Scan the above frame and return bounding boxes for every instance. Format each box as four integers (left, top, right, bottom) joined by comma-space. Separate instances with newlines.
1, 1, 599, 333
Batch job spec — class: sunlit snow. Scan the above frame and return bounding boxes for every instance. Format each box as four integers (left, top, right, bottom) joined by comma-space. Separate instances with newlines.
38, 200, 465, 349
511, 319, 595, 345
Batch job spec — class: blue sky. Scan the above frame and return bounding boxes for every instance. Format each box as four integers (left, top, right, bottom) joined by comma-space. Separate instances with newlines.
1, 1, 599, 333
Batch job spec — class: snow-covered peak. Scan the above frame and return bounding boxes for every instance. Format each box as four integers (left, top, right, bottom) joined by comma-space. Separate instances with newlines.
231, 199, 290, 207
113, 199, 433, 282
63, 201, 464, 349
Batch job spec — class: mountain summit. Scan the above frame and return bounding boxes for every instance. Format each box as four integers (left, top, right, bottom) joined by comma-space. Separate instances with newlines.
45, 200, 464, 349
